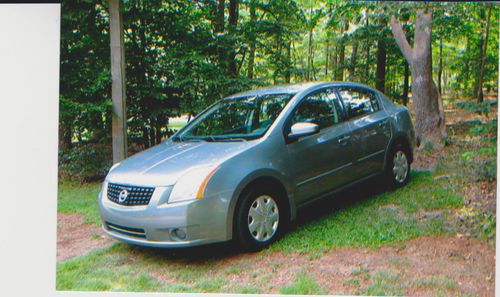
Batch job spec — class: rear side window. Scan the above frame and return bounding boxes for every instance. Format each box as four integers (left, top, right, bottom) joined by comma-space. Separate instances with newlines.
337, 87, 379, 118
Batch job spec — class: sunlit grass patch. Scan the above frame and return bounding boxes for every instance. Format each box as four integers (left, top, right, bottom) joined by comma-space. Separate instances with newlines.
57, 179, 102, 225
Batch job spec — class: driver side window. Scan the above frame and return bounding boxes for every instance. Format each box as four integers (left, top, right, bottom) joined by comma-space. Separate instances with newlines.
292, 89, 341, 129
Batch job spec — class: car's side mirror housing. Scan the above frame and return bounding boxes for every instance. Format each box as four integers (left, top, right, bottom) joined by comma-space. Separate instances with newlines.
288, 122, 320, 139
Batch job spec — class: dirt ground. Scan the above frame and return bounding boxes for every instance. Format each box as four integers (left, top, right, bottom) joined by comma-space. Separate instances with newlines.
56, 213, 112, 261
197, 235, 494, 296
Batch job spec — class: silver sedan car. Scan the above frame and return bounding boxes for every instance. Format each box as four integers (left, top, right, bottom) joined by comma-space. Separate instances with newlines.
99, 82, 415, 251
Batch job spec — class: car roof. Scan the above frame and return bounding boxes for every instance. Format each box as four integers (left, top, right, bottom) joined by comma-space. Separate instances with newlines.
224, 81, 376, 99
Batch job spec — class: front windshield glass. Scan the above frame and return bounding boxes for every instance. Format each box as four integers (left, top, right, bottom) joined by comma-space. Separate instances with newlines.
176, 93, 294, 141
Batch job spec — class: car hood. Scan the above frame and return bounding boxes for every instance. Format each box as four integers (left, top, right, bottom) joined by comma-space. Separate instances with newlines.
105, 140, 255, 186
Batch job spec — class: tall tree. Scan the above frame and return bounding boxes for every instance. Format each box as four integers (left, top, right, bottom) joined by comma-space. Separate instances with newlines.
375, 16, 387, 92
109, 0, 127, 162
390, 9, 446, 149
477, 4, 493, 102
247, 0, 257, 79
228, 0, 239, 77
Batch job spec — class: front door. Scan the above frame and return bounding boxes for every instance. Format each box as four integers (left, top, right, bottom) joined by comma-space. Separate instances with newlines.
286, 88, 358, 206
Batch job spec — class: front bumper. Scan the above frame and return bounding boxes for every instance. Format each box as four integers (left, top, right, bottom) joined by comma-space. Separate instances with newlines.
98, 183, 230, 248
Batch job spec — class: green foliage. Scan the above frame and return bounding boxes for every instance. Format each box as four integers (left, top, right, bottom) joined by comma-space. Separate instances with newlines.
59, 143, 112, 182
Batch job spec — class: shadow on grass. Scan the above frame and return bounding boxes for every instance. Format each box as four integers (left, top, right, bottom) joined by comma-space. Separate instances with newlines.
293, 175, 388, 228
127, 174, 391, 262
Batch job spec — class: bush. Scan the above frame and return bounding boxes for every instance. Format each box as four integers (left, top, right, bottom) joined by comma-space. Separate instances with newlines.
59, 143, 112, 182
456, 100, 492, 115
470, 119, 497, 136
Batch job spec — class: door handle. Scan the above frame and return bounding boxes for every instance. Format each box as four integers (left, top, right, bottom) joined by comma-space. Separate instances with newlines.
378, 120, 388, 127
337, 135, 351, 145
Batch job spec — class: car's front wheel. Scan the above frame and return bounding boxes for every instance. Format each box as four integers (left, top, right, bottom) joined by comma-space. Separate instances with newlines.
386, 143, 411, 187
234, 187, 285, 251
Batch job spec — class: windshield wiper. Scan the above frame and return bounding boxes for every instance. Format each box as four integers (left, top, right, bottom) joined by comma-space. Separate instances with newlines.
171, 135, 184, 142
171, 135, 206, 142
202, 136, 247, 142
201, 136, 217, 142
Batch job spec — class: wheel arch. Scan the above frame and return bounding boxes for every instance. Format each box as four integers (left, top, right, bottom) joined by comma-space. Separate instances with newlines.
225, 170, 296, 240
385, 132, 414, 167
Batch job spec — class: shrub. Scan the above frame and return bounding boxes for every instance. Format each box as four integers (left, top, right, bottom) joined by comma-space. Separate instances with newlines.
59, 143, 112, 182
456, 100, 492, 115
470, 119, 497, 136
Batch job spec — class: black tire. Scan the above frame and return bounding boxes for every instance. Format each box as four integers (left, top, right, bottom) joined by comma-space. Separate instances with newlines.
385, 143, 411, 188
234, 186, 287, 252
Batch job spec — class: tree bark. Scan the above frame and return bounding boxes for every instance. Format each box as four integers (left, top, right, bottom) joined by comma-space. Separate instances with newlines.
307, 10, 314, 81
215, 0, 224, 33
247, 0, 256, 79
110, 0, 128, 162
285, 40, 292, 83
375, 38, 386, 92
402, 60, 410, 105
364, 17, 370, 81
477, 4, 492, 103
375, 18, 387, 93
349, 43, 358, 80
325, 32, 330, 76
228, 0, 239, 77
390, 10, 446, 150
437, 38, 443, 96
335, 21, 349, 81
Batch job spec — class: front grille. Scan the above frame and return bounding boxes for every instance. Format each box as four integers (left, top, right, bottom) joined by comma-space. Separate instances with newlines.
107, 183, 155, 206
106, 222, 146, 238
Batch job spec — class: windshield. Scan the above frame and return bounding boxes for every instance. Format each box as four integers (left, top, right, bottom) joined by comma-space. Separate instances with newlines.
175, 93, 294, 141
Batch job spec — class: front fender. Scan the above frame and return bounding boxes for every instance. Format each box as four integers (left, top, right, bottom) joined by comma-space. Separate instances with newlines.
223, 168, 296, 240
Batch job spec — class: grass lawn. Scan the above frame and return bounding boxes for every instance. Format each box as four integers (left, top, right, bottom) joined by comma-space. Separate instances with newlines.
56, 118, 496, 294
58, 180, 102, 226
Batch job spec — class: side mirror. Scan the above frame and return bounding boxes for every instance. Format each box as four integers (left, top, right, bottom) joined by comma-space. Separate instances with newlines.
288, 122, 319, 139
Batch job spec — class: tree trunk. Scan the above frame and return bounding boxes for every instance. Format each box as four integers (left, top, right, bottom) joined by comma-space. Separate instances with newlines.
307, 12, 314, 81
390, 10, 446, 150
375, 18, 387, 93
215, 0, 224, 33
325, 32, 330, 76
285, 40, 292, 83
247, 0, 256, 79
349, 43, 358, 80
109, 0, 128, 162
228, 0, 239, 77
335, 21, 349, 81
437, 38, 443, 96
477, 4, 492, 103
364, 17, 370, 81
402, 60, 410, 105
214, 0, 225, 68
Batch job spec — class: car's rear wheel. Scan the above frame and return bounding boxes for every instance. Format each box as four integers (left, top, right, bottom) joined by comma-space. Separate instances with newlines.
386, 143, 411, 188
234, 187, 285, 251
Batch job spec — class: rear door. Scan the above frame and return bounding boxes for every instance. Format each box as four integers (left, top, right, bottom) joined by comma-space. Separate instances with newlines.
336, 86, 392, 176
285, 88, 358, 205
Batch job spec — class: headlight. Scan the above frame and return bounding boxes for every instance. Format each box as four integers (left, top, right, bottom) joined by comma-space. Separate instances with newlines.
168, 165, 220, 203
